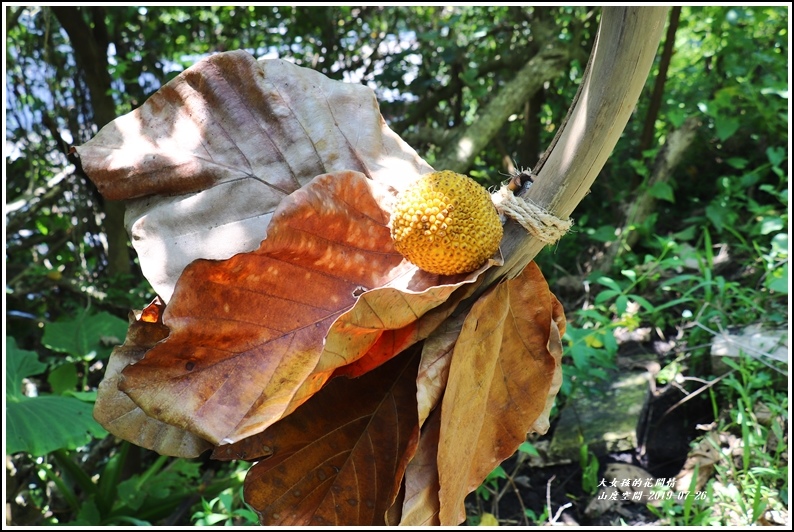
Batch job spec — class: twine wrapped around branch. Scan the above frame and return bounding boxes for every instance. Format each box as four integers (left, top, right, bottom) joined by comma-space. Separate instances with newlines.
491, 186, 573, 244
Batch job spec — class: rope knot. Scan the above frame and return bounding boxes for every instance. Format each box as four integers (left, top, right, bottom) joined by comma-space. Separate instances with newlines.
491, 186, 572, 244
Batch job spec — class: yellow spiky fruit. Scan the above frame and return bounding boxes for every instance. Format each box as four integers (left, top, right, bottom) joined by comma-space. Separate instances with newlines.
389, 170, 503, 275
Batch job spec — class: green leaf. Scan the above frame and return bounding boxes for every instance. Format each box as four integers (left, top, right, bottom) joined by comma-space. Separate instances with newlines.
766, 146, 786, 167
668, 108, 686, 128
648, 181, 675, 202
518, 441, 539, 456
35, 219, 49, 236
739, 169, 762, 187
770, 232, 788, 254
714, 115, 740, 141
116, 458, 202, 512
595, 276, 623, 292
758, 217, 784, 235
42, 310, 128, 360
671, 225, 697, 241
629, 294, 656, 313
588, 225, 617, 243
65, 390, 99, 402
69, 497, 102, 526
759, 183, 787, 203
705, 203, 735, 233
203, 513, 232, 526
48, 362, 78, 395
6, 336, 106, 455
765, 263, 788, 294
725, 157, 748, 169
117, 477, 149, 511
595, 289, 620, 306
6, 337, 47, 400
615, 294, 629, 316
601, 329, 618, 355
486, 465, 507, 481
232, 508, 259, 523
6, 395, 107, 455
219, 491, 234, 512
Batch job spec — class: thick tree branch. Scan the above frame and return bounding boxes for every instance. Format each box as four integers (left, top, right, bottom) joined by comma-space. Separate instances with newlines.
592, 115, 701, 272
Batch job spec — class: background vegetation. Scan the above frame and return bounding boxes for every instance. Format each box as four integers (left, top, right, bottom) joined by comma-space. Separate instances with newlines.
4, 6, 789, 526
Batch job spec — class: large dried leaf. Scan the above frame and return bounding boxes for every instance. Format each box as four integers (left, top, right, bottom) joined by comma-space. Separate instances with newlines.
394, 313, 467, 526
414, 313, 466, 426
436, 262, 566, 525
399, 406, 443, 526
531, 294, 565, 436
93, 298, 212, 457
118, 171, 489, 446
212, 348, 421, 526
74, 50, 432, 302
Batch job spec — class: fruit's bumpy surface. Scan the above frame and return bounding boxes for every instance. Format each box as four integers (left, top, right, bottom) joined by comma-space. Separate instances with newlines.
389, 170, 503, 275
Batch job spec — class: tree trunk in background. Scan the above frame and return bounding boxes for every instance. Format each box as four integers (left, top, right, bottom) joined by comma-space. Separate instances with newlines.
590, 7, 683, 271
51, 6, 131, 278
638, 7, 682, 156
520, 90, 545, 169
595, 116, 701, 272
434, 43, 570, 173
623, 116, 701, 250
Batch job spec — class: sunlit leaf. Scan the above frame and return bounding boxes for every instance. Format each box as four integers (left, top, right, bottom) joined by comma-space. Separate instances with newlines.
437, 262, 565, 525
75, 50, 433, 302
117, 171, 491, 446
93, 298, 212, 458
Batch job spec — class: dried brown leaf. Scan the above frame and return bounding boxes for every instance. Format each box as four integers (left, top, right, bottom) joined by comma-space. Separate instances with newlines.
436, 262, 565, 525
675, 433, 720, 493
212, 348, 421, 526
415, 313, 466, 427
531, 294, 566, 436
93, 298, 212, 457
117, 171, 488, 446
399, 406, 443, 526
74, 50, 432, 301
330, 269, 484, 381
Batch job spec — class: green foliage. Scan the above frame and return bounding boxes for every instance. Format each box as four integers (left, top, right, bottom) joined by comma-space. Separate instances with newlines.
42, 310, 129, 362
5, 337, 107, 456
63, 449, 248, 526
523, 505, 551, 526
579, 442, 600, 496
518, 441, 540, 458
192, 487, 260, 526
476, 465, 508, 502
647, 354, 787, 526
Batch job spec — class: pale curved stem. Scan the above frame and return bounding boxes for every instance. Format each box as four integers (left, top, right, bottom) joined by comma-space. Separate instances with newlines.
487, 7, 669, 285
